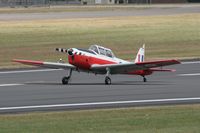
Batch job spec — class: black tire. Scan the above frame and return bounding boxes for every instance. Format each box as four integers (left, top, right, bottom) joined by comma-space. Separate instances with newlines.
62, 76, 69, 85
105, 76, 111, 85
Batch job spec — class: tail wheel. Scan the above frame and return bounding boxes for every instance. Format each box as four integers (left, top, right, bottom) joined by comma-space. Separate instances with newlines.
62, 76, 70, 85
105, 76, 111, 85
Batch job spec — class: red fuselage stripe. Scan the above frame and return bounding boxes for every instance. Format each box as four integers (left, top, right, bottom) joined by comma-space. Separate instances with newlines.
68, 54, 152, 76
68, 54, 117, 70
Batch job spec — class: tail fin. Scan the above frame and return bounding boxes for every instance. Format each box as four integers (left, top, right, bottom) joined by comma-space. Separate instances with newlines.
134, 44, 145, 63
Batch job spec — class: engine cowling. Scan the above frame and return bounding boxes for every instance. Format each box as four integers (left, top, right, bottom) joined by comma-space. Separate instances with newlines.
67, 49, 74, 56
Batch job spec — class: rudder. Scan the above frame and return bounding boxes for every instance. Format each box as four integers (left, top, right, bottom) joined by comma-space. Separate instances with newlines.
134, 44, 145, 63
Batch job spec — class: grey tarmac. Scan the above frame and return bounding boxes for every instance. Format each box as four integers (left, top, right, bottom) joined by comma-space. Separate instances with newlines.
0, 5, 200, 21
0, 62, 200, 113
0, 5, 200, 113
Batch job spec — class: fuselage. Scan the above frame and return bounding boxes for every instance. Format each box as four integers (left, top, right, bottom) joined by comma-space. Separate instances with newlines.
68, 48, 127, 69
67, 48, 153, 76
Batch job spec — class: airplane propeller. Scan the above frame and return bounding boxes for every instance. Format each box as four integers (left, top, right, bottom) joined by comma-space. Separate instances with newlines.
56, 48, 71, 55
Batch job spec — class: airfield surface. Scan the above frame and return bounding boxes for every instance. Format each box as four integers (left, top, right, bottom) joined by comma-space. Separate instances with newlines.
0, 5, 199, 113
0, 62, 200, 113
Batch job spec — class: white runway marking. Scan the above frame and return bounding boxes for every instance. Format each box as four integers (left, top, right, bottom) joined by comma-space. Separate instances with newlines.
0, 69, 61, 74
182, 61, 200, 64
179, 73, 200, 76
1, 97, 200, 111
0, 84, 24, 87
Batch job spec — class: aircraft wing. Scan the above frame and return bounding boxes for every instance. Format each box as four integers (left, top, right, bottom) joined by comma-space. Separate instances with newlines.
13, 59, 76, 70
91, 59, 180, 74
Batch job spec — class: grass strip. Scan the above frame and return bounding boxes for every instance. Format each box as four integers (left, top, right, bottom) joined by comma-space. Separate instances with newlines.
0, 14, 199, 68
0, 104, 200, 133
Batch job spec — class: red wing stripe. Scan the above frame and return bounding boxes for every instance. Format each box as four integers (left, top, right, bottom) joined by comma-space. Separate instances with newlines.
13, 59, 44, 65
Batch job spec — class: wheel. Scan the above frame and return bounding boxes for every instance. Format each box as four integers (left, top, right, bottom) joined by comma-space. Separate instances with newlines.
105, 76, 111, 85
62, 76, 69, 85
143, 77, 147, 82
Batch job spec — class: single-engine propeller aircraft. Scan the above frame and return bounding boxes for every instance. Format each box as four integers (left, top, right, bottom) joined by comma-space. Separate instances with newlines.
13, 44, 180, 85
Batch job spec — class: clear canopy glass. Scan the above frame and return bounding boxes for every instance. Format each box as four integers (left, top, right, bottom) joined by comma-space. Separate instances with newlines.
89, 45, 115, 58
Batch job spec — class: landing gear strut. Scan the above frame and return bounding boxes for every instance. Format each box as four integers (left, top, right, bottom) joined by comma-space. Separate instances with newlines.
62, 69, 72, 85
105, 67, 111, 85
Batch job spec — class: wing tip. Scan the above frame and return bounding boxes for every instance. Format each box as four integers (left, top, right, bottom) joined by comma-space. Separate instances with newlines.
12, 59, 44, 65
150, 68, 176, 72
173, 59, 181, 64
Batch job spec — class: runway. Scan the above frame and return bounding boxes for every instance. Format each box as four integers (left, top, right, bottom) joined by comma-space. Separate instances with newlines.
0, 62, 200, 113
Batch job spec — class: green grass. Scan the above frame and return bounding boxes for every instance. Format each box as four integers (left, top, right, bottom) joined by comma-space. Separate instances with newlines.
0, 14, 199, 68
1, 105, 200, 133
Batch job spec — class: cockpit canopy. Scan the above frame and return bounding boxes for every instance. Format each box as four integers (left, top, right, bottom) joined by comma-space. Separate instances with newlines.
89, 45, 115, 58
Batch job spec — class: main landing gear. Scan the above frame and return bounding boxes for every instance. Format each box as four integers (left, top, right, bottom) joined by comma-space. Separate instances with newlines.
62, 69, 72, 85
105, 67, 111, 85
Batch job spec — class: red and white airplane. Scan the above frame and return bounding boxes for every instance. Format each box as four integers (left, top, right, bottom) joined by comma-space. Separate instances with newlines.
13, 44, 180, 85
